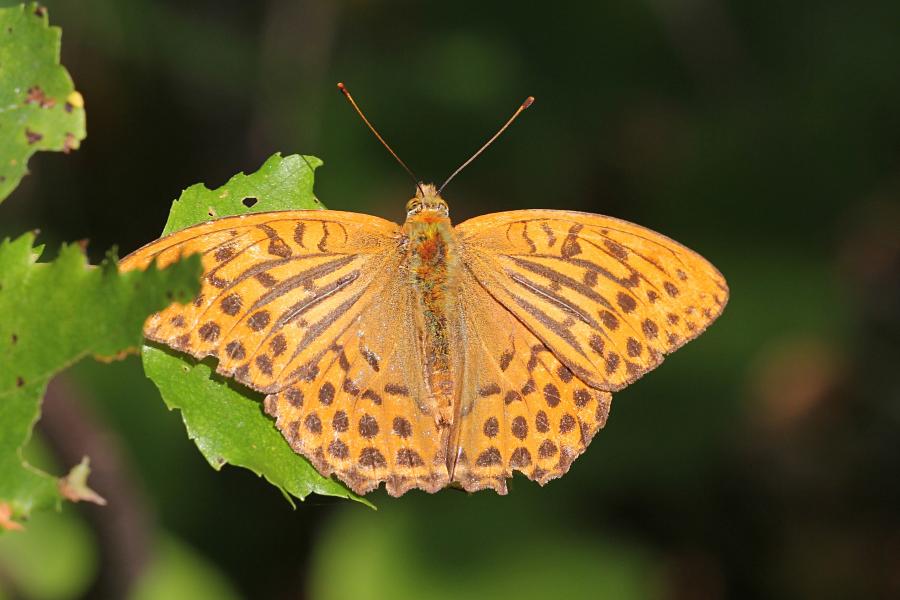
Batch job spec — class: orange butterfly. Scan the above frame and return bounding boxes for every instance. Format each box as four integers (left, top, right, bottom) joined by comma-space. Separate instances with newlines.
120, 87, 728, 496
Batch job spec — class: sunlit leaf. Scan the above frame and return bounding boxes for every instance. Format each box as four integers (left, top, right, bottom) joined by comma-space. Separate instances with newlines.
161, 153, 324, 235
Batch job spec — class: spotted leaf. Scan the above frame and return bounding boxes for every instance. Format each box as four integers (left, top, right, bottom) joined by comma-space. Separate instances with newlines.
0, 3, 85, 203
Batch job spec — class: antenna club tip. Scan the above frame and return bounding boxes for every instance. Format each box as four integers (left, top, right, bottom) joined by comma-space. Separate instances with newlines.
523, 96, 535, 109
337, 82, 348, 94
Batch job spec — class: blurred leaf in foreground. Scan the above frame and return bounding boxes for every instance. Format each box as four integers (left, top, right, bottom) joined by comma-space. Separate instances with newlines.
0, 233, 201, 527
138, 153, 367, 506
0, 3, 86, 203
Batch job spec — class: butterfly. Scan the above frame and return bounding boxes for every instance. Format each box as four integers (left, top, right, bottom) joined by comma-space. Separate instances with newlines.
119, 88, 728, 497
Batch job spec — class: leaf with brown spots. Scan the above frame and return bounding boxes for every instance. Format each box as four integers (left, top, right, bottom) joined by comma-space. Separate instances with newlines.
0, 4, 86, 203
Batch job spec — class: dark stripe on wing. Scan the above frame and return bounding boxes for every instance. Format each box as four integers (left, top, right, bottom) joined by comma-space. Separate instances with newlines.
250, 255, 360, 311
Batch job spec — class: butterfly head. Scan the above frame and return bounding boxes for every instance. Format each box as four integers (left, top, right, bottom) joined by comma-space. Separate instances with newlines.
406, 183, 449, 219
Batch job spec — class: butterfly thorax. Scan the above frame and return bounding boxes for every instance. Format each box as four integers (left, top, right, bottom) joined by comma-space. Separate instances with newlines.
402, 186, 460, 431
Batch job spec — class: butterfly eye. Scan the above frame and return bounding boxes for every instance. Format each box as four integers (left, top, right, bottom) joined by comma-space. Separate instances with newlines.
406, 199, 421, 213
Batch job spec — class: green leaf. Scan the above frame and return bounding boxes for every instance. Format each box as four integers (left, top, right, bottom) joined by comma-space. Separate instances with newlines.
0, 3, 86, 203
141, 152, 369, 506
0, 233, 202, 525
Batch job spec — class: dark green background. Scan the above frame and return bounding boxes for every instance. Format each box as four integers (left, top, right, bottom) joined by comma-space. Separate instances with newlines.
1, 1, 898, 598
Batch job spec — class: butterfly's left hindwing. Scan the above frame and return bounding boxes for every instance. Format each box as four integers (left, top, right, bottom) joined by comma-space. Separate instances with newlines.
450, 272, 613, 493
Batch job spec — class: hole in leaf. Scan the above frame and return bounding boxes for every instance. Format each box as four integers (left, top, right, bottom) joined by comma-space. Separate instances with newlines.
11, 334, 17, 344
242, 197, 258, 208
16, 376, 24, 387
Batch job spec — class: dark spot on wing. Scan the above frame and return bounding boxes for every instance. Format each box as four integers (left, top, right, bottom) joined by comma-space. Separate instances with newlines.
359, 447, 387, 468
198, 322, 220, 342
248, 311, 270, 331
225, 340, 247, 360
511, 416, 528, 440
393, 417, 412, 438
220, 293, 242, 316
538, 440, 558, 459
616, 291, 637, 313
599, 310, 619, 330
476, 448, 502, 467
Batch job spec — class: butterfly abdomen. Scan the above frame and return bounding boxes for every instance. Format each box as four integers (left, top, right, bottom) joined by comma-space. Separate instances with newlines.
403, 212, 460, 424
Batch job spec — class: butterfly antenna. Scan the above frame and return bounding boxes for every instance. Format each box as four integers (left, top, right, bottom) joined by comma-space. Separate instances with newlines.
337, 82, 424, 197
439, 96, 534, 194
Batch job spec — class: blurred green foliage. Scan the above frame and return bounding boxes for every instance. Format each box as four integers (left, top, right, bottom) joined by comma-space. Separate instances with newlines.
0, 1, 897, 599
310, 499, 662, 600
130, 536, 242, 600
